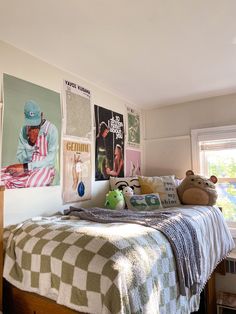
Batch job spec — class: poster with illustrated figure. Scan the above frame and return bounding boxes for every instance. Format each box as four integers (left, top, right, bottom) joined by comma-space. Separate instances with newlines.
1, 74, 61, 189
63, 79, 92, 140
127, 107, 140, 148
94, 105, 124, 181
63, 140, 91, 203
125, 149, 141, 177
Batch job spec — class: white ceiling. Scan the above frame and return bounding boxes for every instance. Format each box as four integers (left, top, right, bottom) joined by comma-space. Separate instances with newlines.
0, 0, 236, 109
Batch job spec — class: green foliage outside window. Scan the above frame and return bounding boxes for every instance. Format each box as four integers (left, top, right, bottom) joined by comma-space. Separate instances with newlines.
209, 157, 236, 178
208, 156, 236, 222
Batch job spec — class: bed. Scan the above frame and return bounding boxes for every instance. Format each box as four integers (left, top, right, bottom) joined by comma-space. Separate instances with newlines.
0, 186, 234, 314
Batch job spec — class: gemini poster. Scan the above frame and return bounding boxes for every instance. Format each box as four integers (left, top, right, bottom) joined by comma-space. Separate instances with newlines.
63, 80, 92, 140
127, 107, 140, 148
63, 140, 91, 203
94, 105, 124, 181
1, 74, 61, 189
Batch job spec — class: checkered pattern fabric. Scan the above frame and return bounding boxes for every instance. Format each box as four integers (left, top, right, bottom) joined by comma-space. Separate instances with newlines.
4, 204, 233, 314
4, 216, 196, 313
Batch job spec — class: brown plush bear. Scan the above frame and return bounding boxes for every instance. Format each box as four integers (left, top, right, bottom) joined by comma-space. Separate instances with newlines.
177, 170, 218, 206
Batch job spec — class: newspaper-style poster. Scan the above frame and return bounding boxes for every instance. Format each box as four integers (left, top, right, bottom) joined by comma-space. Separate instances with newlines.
125, 149, 141, 177
127, 107, 140, 148
63, 140, 91, 203
63, 80, 92, 140
1, 74, 61, 189
95, 105, 124, 181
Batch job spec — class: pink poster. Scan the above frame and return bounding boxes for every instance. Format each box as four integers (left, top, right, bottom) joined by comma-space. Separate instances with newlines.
125, 149, 141, 177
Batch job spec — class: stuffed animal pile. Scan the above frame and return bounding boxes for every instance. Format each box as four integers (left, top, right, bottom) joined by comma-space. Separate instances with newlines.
177, 170, 218, 206
105, 186, 134, 210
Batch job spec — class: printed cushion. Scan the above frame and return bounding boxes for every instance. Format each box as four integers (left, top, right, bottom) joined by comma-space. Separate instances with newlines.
125, 193, 163, 211
138, 175, 181, 208
109, 176, 141, 195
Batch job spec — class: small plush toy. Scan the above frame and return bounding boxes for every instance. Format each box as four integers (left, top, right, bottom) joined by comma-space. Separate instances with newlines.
105, 190, 125, 210
177, 170, 218, 206
122, 186, 134, 197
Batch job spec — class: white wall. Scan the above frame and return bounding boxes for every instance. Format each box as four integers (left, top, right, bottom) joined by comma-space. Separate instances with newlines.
0, 41, 142, 226
144, 93, 236, 177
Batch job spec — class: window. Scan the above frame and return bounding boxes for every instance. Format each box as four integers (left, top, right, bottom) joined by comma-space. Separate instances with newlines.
191, 125, 236, 233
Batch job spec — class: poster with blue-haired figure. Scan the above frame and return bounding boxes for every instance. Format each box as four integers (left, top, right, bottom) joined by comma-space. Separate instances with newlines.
94, 105, 124, 181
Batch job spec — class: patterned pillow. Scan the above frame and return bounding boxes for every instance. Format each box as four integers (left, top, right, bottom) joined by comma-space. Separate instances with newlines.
138, 175, 180, 208
109, 176, 141, 195
124, 193, 163, 211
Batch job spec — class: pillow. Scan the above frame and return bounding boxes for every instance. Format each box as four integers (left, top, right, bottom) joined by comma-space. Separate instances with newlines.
109, 176, 141, 195
124, 193, 163, 211
174, 177, 183, 187
138, 175, 181, 208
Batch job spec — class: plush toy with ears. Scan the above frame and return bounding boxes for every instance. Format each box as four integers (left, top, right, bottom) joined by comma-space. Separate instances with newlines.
122, 186, 134, 197
177, 170, 218, 206
105, 190, 125, 210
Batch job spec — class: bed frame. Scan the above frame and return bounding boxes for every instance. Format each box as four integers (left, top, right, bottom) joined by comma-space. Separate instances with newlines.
0, 186, 223, 314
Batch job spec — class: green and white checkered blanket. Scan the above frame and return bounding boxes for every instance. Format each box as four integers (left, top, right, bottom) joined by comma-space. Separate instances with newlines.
3, 205, 234, 314
66, 206, 201, 296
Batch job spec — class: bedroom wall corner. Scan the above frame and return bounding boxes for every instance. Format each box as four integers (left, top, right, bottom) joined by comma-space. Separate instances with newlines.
0, 40, 143, 226
143, 93, 236, 178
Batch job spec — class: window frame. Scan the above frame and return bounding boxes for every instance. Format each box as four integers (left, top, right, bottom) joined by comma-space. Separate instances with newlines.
191, 124, 236, 234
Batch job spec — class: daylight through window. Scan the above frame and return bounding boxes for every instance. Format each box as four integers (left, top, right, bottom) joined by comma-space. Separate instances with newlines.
191, 125, 236, 225
200, 139, 236, 222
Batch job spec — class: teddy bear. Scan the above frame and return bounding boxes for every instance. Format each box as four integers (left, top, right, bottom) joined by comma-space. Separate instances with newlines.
177, 170, 218, 206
